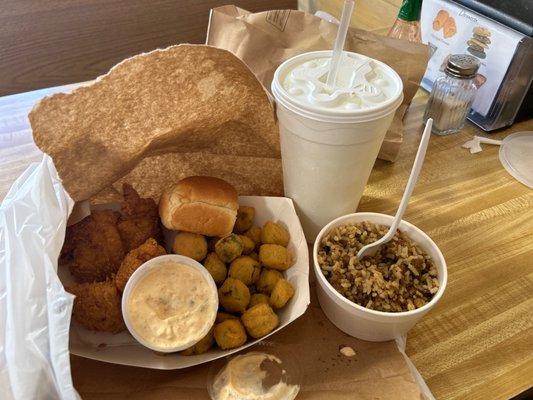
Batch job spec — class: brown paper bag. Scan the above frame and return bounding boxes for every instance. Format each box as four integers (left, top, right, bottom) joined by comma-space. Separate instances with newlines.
206, 6, 429, 161
29, 45, 284, 202
71, 286, 422, 400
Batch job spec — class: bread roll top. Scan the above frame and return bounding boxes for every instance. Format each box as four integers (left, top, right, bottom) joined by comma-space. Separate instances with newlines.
159, 176, 238, 237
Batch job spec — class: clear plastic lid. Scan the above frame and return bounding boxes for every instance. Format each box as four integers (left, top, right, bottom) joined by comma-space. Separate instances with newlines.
207, 345, 301, 400
499, 131, 533, 189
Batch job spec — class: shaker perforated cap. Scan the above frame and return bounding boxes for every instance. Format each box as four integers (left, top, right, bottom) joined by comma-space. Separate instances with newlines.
445, 54, 480, 79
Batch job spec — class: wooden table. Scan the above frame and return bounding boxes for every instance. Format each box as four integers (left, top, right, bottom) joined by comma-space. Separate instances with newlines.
0, 84, 532, 400
360, 95, 533, 400
0, 0, 297, 96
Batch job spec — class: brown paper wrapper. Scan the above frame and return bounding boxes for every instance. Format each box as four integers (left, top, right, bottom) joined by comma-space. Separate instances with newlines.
29, 44, 283, 202
71, 283, 422, 400
206, 6, 429, 161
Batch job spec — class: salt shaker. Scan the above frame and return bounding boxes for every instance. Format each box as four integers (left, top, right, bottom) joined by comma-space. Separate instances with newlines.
424, 54, 480, 135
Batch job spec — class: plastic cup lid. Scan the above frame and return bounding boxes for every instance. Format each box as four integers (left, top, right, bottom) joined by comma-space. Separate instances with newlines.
499, 131, 533, 189
271, 50, 404, 123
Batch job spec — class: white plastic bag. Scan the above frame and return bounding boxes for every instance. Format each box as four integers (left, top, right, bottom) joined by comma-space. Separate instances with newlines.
0, 156, 78, 400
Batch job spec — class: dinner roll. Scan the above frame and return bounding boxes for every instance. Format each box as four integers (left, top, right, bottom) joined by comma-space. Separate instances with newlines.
159, 176, 238, 237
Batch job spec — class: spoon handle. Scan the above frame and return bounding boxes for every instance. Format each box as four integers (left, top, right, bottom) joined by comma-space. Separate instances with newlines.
389, 118, 433, 234
357, 119, 433, 260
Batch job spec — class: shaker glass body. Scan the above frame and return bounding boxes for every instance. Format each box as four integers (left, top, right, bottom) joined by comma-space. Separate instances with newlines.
424, 74, 477, 135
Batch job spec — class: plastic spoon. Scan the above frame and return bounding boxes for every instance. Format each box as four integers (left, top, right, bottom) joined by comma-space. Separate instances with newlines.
326, 0, 355, 88
357, 118, 434, 259
462, 136, 502, 154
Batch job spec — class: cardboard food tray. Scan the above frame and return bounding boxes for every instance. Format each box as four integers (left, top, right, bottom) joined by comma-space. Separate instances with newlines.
60, 196, 310, 369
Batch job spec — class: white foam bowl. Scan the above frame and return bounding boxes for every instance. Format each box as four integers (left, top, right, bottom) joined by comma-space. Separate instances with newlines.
121, 254, 219, 353
313, 212, 447, 342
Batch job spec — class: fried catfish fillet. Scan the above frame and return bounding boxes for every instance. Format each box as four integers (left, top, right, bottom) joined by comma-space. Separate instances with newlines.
115, 238, 166, 291
62, 210, 125, 282
117, 184, 161, 251
67, 279, 126, 333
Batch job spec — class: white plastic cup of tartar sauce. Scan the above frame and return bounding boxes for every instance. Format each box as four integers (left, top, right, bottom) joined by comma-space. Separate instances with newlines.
122, 254, 218, 353
271, 50, 404, 242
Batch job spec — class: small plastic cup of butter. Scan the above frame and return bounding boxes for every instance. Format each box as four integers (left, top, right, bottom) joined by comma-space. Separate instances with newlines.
121, 254, 219, 353
206, 346, 301, 400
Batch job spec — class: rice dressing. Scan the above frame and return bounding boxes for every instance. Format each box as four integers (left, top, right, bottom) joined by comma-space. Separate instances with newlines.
128, 261, 217, 349
212, 352, 299, 400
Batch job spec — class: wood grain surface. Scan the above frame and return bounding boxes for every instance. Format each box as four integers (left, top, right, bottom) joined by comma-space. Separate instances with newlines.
0, 0, 296, 96
359, 95, 533, 400
1, 82, 531, 400
301, 0, 403, 34
1, 1, 532, 398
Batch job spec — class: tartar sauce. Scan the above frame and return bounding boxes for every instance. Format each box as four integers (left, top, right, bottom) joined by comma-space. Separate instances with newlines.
211, 352, 299, 400
128, 261, 217, 349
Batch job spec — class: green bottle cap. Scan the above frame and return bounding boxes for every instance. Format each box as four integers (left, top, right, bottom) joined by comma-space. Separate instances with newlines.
398, 0, 422, 22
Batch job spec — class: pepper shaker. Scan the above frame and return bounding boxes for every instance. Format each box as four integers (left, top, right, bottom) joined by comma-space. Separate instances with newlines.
424, 54, 480, 135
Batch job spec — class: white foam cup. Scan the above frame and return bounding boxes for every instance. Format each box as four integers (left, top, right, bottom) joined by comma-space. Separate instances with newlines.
312, 212, 447, 342
272, 51, 404, 242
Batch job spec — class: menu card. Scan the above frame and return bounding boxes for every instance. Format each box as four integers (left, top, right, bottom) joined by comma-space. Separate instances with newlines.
420, 0, 524, 117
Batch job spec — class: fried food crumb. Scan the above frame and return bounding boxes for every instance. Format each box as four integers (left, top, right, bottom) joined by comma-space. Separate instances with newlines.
115, 238, 166, 291
214, 319, 247, 350
118, 184, 161, 251
339, 346, 357, 358
241, 303, 279, 339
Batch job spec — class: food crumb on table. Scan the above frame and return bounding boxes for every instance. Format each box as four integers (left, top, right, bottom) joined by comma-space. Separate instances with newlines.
339, 346, 357, 358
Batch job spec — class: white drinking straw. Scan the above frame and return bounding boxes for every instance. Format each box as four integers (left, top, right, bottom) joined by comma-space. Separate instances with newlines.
326, 0, 355, 88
